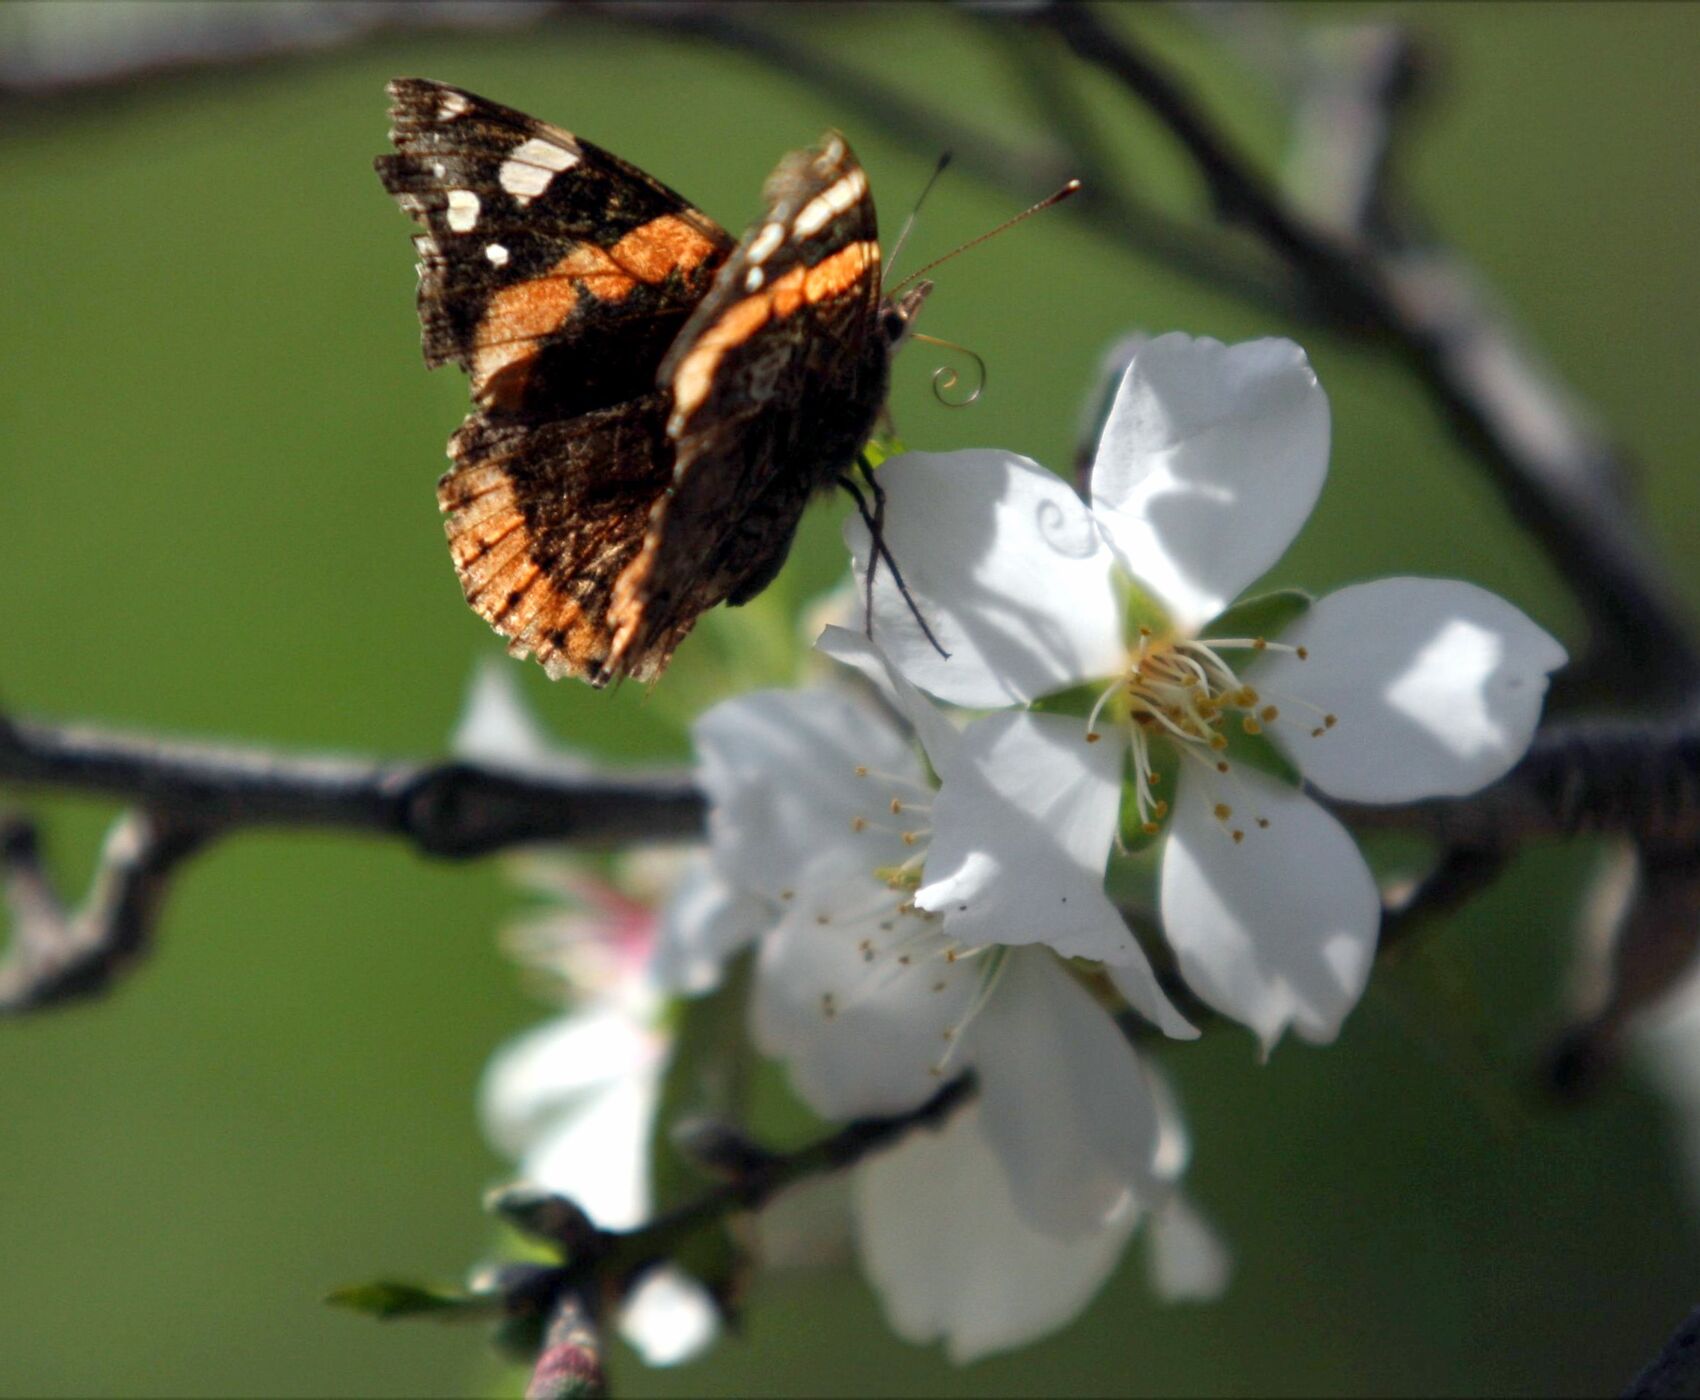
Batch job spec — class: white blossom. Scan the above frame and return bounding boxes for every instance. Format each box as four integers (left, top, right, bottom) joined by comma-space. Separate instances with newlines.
848, 333, 1566, 1053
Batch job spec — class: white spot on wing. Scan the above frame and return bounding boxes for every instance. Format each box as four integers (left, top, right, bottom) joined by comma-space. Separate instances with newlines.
485, 242, 510, 267
792, 167, 867, 238
445, 189, 480, 233
499, 136, 582, 204
745, 267, 765, 291
746, 220, 786, 266
438, 90, 472, 120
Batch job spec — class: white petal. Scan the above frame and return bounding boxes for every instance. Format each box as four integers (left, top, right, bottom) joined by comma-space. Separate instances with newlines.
1105, 946, 1199, 1041
1252, 577, 1566, 802
844, 451, 1124, 707
1091, 335, 1330, 632
479, 1010, 663, 1230
479, 1009, 661, 1161
853, 1101, 1138, 1364
749, 874, 980, 1120
916, 712, 1147, 964
693, 689, 919, 902
815, 623, 963, 776
967, 950, 1164, 1236
1161, 766, 1380, 1053
618, 1266, 720, 1367
649, 856, 773, 995
451, 660, 587, 774
1146, 1193, 1233, 1302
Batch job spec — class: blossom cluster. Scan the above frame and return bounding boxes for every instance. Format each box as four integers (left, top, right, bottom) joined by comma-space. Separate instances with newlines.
473, 334, 1564, 1366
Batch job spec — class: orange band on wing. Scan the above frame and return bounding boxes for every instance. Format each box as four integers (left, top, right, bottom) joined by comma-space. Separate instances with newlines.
669, 239, 877, 425
472, 213, 722, 408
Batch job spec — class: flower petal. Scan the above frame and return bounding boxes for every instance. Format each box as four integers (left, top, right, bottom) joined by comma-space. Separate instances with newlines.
1252, 577, 1566, 802
967, 950, 1164, 1236
479, 1009, 661, 1161
916, 712, 1145, 963
815, 623, 963, 776
1161, 766, 1380, 1053
1146, 1193, 1233, 1302
1091, 335, 1330, 632
853, 1101, 1138, 1364
693, 688, 919, 901
619, 1266, 721, 1367
749, 874, 980, 1120
650, 856, 773, 996
844, 451, 1124, 707
479, 1010, 664, 1230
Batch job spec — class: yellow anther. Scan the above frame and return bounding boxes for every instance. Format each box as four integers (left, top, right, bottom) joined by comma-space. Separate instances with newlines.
1216, 760, 1230, 773
1260, 705, 1279, 722
1085, 731, 1102, 743
854, 765, 869, 777
890, 797, 903, 814
1252, 637, 1268, 650
902, 831, 920, 845
1232, 829, 1245, 844
1154, 800, 1169, 817
1242, 716, 1262, 735
1141, 821, 1160, 835
1324, 714, 1337, 728
1296, 646, 1310, 661
1209, 733, 1229, 751
851, 816, 867, 832
1213, 803, 1232, 821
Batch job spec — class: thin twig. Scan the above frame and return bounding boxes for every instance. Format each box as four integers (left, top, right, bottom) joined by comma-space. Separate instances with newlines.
526, 1285, 606, 1400
1035, 3, 1699, 705
0, 809, 206, 1013
1623, 1303, 1700, 1400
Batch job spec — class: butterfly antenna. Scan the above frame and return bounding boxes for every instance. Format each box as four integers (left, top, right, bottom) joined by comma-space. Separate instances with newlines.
911, 333, 986, 407
890, 179, 1082, 293
883, 151, 953, 288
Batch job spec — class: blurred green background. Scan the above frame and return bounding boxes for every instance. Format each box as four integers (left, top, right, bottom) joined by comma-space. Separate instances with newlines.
2, 2, 1698, 1395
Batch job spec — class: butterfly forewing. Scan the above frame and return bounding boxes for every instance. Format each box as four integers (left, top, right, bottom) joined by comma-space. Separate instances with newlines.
606, 134, 888, 675
378, 79, 734, 418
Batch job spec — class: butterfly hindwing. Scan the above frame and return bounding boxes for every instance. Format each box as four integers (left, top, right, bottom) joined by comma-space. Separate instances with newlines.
606, 133, 887, 674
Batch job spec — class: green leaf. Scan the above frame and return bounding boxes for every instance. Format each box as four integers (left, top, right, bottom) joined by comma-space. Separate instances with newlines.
325, 1280, 490, 1322
1205, 588, 1311, 645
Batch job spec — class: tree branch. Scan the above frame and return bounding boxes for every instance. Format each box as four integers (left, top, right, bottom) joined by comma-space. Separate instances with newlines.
1034, 3, 1700, 705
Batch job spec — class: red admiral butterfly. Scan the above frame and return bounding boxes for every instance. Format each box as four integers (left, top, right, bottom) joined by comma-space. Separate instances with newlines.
376, 79, 930, 685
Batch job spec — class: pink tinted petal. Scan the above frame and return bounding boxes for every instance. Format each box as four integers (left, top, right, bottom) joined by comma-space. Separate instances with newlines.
1161, 766, 1380, 1054
1253, 577, 1566, 802
1092, 335, 1330, 632
845, 451, 1124, 707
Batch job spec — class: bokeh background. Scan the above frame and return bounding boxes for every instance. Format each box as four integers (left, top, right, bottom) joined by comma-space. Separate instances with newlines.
2, 2, 1698, 1395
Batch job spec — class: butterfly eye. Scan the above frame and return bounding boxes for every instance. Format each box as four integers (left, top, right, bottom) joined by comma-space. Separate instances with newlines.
880, 306, 909, 344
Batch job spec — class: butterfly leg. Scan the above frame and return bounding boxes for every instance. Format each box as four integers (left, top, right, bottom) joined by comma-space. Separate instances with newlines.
839, 461, 950, 660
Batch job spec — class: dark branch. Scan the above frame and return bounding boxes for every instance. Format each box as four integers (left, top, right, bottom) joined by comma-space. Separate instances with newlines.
0, 715, 704, 858
0, 809, 206, 1013
1623, 1303, 1700, 1400
1034, 3, 1700, 705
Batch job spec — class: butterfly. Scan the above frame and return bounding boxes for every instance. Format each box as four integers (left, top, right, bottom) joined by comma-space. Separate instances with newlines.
375, 78, 931, 685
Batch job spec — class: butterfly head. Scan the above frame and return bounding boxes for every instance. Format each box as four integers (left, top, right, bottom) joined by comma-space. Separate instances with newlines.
881, 279, 934, 351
